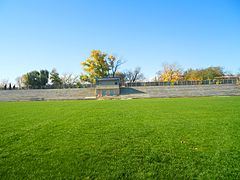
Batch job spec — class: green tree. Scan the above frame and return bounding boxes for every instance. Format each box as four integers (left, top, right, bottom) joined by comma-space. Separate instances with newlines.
27, 71, 41, 89
203, 67, 224, 80
21, 70, 49, 89
50, 68, 62, 88
184, 67, 224, 80
39, 70, 49, 88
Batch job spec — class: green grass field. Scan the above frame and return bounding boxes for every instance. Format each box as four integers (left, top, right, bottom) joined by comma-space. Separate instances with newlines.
1, 97, 240, 179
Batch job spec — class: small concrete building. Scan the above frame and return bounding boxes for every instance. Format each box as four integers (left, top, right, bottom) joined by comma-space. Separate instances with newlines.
96, 78, 120, 97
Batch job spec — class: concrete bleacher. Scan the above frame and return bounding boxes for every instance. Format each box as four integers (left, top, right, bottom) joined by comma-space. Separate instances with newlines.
0, 88, 96, 101
120, 84, 240, 98
0, 84, 240, 101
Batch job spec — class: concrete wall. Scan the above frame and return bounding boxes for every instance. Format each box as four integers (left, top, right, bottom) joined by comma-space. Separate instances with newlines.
96, 88, 120, 97
0, 88, 95, 101
120, 84, 240, 98
0, 84, 240, 101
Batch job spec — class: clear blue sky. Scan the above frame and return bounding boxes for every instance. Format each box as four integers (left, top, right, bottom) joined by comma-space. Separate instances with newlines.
0, 0, 240, 83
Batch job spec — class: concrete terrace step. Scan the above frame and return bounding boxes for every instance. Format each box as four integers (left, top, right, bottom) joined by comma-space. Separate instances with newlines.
0, 85, 240, 101
0, 88, 96, 101
120, 84, 240, 98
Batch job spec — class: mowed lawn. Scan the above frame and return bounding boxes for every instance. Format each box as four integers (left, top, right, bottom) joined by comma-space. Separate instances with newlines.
0, 97, 240, 179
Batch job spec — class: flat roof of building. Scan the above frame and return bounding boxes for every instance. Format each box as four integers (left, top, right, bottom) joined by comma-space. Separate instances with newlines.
96, 77, 120, 81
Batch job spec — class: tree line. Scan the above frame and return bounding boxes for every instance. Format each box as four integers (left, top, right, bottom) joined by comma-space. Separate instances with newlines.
80, 50, 239, 84
12, 69, 82, 89
0, 49, 239, 89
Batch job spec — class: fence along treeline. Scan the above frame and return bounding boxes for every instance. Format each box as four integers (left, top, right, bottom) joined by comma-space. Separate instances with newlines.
127, 65, 239, 87
125, 79, 238, 87
1, 50, 239, 89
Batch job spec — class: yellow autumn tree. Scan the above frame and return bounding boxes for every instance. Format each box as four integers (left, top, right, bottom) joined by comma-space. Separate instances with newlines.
80, 50, 123, 83
80, 50, 109, 83
21, 74, 29, 88
158, 63, 183, 82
